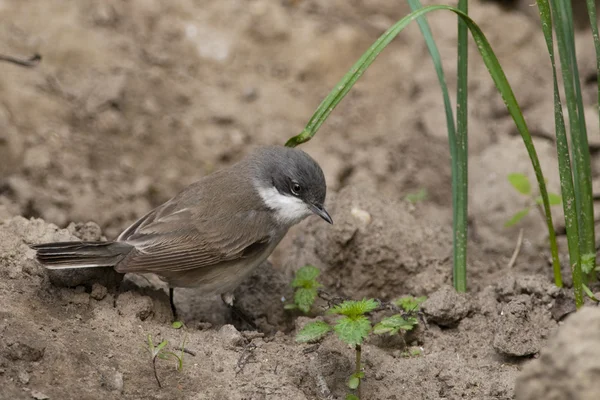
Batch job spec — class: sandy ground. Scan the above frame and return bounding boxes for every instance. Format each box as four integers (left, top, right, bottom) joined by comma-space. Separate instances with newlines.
1, 0, 600, 399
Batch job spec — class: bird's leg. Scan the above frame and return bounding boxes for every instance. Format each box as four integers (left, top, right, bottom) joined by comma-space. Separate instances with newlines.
169, 287, 179, 321
220, 292, 257, 330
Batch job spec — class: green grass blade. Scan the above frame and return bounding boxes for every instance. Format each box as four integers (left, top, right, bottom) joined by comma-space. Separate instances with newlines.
550, 0, 596, 281
406, 0, 466, 293
586, 0, 600, 280
454, 0, 469, 293
284, 5, 559, 294
537, 0, 579, 298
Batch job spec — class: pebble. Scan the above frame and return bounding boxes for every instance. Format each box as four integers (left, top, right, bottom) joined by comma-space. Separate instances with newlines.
219, 324, 244, 348
351, 207, 372, 225
18, 370, 30, 384
90, 283, 108, 300
30, 390, 49, 400
110, 371, 124, 393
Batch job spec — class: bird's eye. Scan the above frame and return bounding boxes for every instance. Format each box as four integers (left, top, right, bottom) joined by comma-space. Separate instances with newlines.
291, 182, 302, 195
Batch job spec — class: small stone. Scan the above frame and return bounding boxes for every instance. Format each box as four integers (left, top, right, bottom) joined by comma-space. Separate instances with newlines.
18, 370, 30, 384
109, 371, 124, 393
214, 364, 224, 373
31, 390, 49, 400
90, 283, 108, 300
374, 372, 385, 381
351, 207, 372, 225
422, 286, 471, 327
219, 324, 244, 348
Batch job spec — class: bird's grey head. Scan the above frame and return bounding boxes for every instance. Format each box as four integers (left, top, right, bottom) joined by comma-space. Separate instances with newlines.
249, 145, 332, 226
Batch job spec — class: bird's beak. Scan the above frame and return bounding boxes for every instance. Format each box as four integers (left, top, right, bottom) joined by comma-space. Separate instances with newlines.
309, 203, 333, 224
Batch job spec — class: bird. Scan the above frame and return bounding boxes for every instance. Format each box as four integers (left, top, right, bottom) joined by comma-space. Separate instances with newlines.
30, 145, 332, 320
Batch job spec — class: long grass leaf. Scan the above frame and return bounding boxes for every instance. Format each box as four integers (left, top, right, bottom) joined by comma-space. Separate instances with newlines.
537, 0, 579, 298
405, 0, 466, 292
550, 0, 596, 280
585, 0, 600, 280
454, 0, 469, 292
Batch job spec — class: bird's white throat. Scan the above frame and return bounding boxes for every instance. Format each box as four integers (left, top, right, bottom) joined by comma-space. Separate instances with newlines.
257, 186, 311, 225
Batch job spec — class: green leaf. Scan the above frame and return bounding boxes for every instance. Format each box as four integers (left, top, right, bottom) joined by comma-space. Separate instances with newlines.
296, 321, 332, 343
329, 299, 379, 318
171, 321, 183, 329
333, 316, 372, 346
292, 265, 321, 288
508, 173, 531, 195
148, 334, 154, 350
373, 315, 418, 335
581, 253, 596, 275
504, 208, 530, 227
158, 351, 184, 370
535, 193, 562, 206
284, 303, 297, 310
346, 395, 360, 400
404, 188, 428, 203
348, 375, 360, 390
295, 288, 317, 313
582, 283, 599, 302
410, 347, 422, 356
156, 339, 168, 352
394, 296, 427, 312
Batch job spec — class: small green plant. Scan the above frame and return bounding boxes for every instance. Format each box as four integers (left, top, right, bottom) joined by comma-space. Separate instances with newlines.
504, 173, 562, 227
284, 265, 322, 313
296, 296, 424, 399
394, 295, 427, 313
404, 188, 428, 203
147, 334, 186, 388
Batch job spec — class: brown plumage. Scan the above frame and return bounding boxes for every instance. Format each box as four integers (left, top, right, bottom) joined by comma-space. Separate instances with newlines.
31, 146, 332, 311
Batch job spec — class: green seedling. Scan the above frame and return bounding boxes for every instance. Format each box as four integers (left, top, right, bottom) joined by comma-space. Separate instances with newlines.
297, 295, 424, 400
284, 265, 322, 313
404, 188, 428, 203
394, 295, 427, 313
147, 334, 186, 388
401, 347, 423, 358
372, 295, 424, 337
171, 321, 184, 329
297, 299, 377, 399
505, 173, 562, 228
289, 268, 425, 399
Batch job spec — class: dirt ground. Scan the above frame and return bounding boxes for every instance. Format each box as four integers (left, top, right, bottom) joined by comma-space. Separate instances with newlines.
2, 0, 600, 399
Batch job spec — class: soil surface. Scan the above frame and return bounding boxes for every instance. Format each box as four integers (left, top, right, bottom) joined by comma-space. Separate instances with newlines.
1, 0, 600, 399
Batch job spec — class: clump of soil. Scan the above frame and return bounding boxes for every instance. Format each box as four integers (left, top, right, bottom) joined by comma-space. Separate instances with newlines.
515, 307, 600, 400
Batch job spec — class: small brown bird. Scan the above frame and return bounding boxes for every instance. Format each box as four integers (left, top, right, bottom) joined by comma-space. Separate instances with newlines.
31, 145, 332, 318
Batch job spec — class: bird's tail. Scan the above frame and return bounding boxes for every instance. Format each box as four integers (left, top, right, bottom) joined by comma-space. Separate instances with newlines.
30, 241, 133, 270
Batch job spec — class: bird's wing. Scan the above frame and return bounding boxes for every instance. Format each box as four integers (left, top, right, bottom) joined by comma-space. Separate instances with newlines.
115, 200, 274, 273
